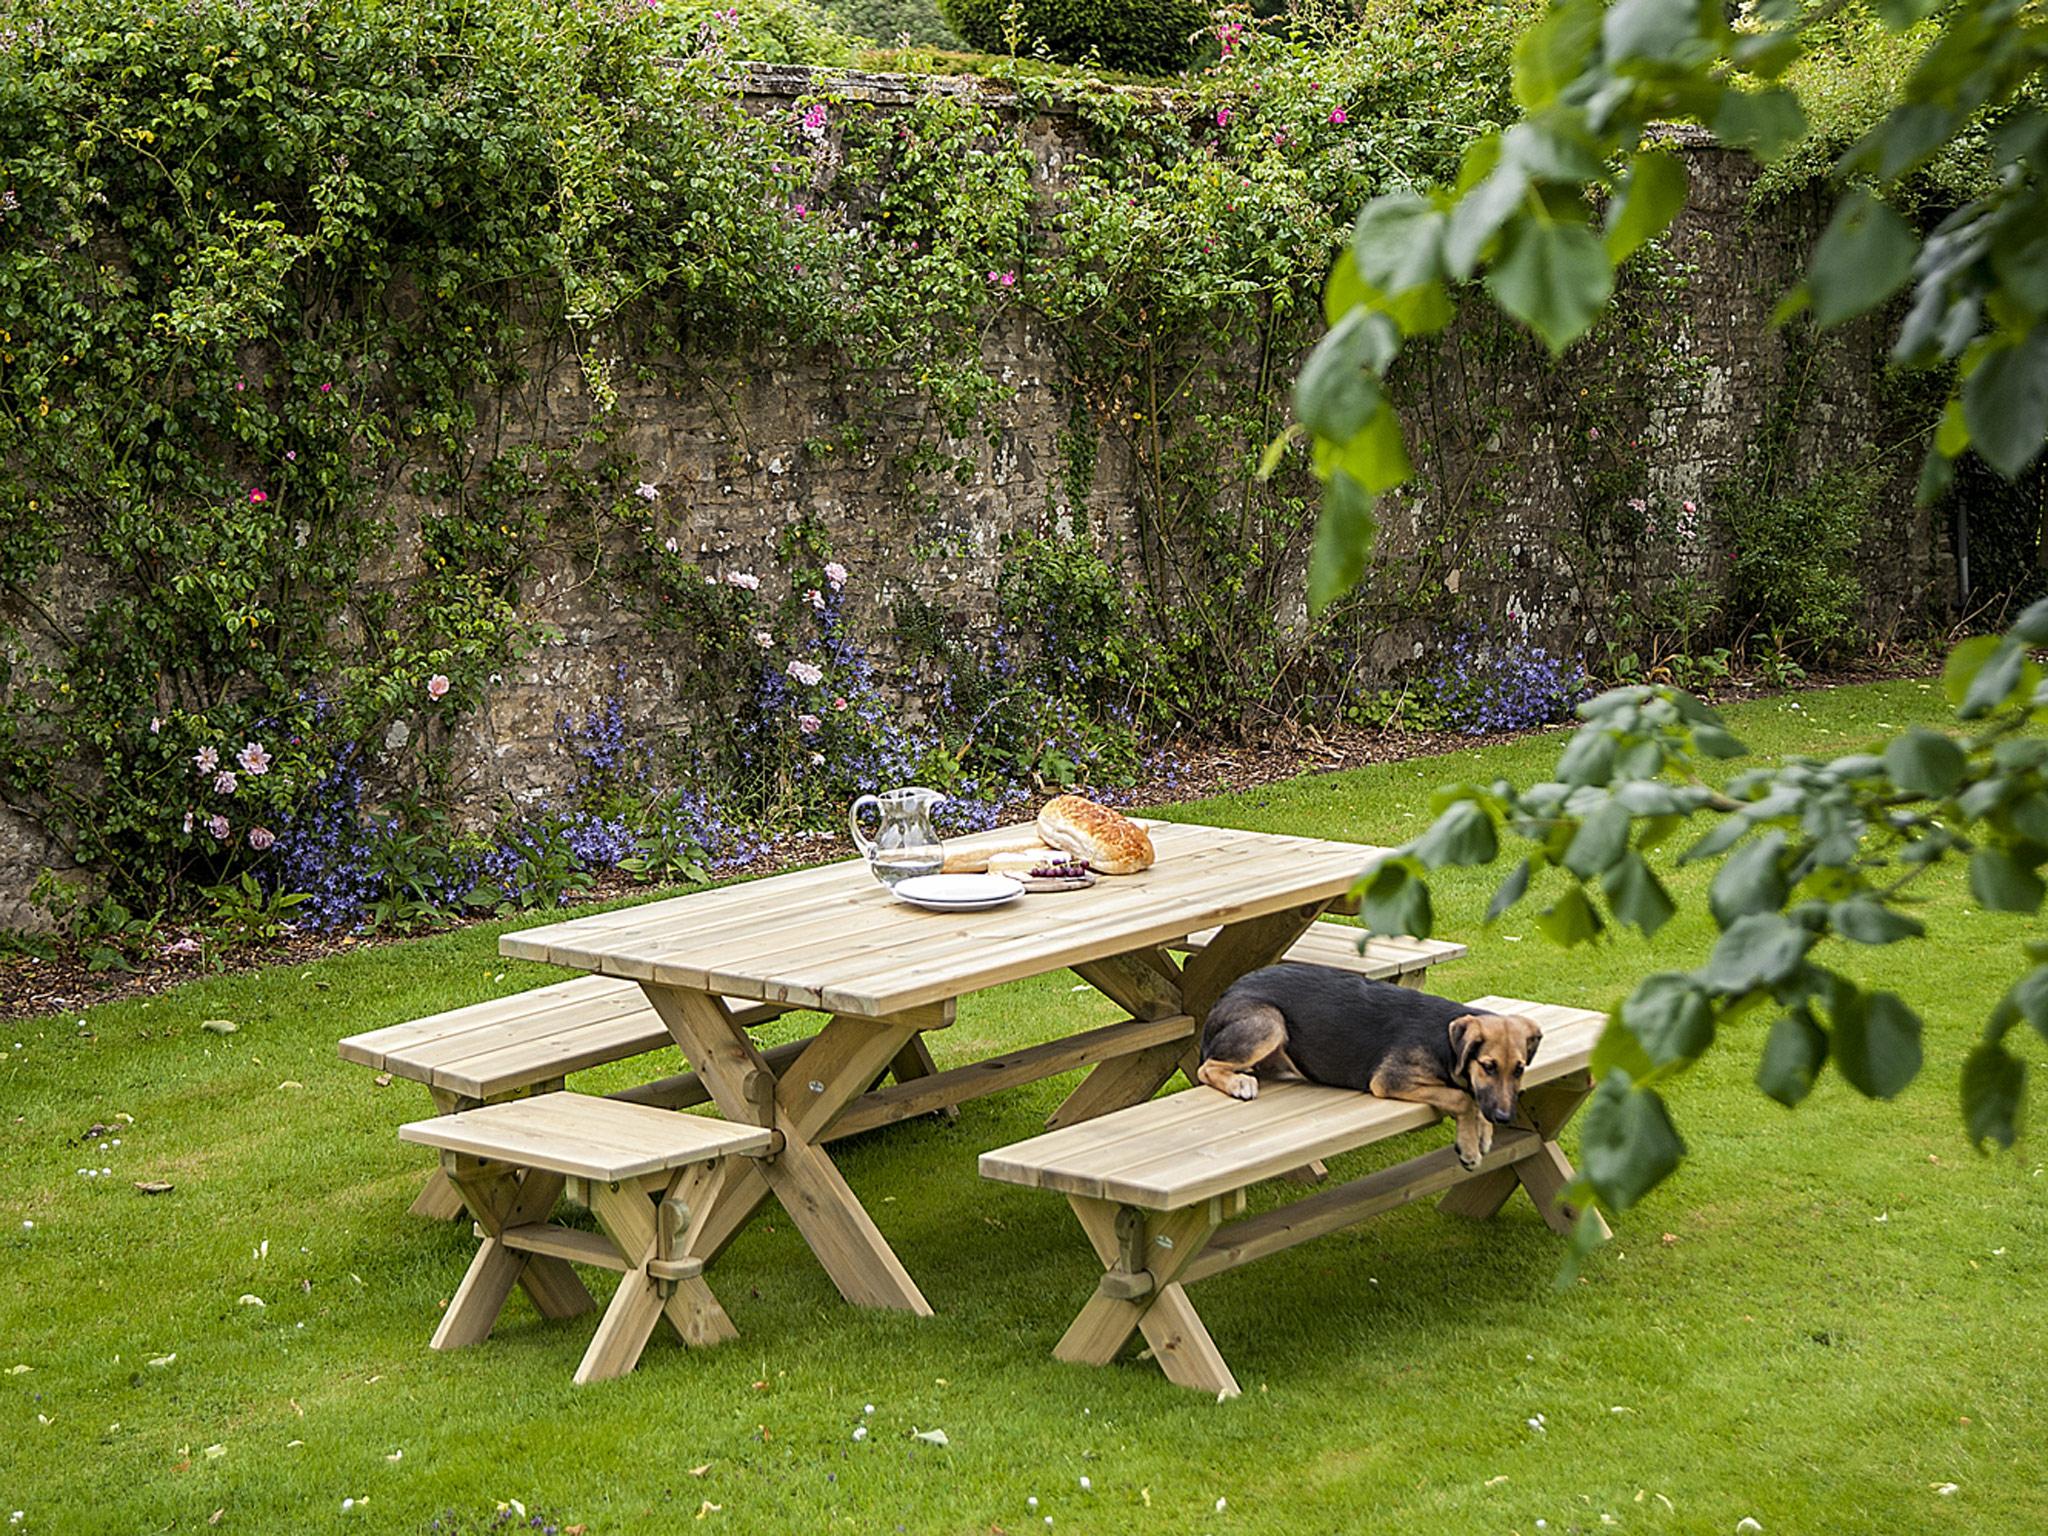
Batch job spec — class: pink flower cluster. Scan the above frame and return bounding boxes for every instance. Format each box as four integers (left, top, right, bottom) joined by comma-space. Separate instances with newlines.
787, 659, 823, 686
726, 570, 761, 591
823, 561, 848, 590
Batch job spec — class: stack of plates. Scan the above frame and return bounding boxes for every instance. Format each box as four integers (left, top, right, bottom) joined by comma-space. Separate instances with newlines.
890, 873, 1025, 911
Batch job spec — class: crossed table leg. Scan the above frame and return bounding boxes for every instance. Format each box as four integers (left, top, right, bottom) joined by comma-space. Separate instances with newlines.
629, 899, 1341, 1318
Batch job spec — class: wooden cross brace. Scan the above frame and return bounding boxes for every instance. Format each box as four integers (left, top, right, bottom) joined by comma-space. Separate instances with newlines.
431, 1154, 740, 1385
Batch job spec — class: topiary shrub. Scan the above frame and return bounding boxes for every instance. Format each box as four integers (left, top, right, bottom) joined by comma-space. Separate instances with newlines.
935, 0, 1208, 73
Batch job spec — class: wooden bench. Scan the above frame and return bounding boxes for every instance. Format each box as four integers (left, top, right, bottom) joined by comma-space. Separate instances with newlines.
342, 974, 943, 1218
979, 997, 1608, 1397
1174, 921, 1464, 984
343, 929, 1463, 1218
399, 1093, 773, 1383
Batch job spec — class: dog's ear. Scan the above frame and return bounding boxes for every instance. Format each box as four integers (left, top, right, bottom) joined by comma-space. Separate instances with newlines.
1516, 1017, 1543, 1066
1448, 1015, 1485, 1080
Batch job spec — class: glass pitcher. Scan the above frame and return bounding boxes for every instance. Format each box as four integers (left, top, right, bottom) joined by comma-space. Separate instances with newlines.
848, 786, 946, 889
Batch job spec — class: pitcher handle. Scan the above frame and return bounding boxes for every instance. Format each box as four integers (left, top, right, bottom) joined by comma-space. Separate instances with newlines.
848, 794, 880, 858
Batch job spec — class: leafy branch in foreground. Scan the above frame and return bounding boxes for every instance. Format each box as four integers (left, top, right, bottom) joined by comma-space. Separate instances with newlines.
1355, 598, 2048, 1226
1295, 0, 2048, 611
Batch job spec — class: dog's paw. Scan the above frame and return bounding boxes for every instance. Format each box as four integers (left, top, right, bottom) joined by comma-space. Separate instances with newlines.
1455, 1116, 1486, 1170
1456, 1144, 1481, 1171
1475, 1118, 1495, 1159
1225, 1073, 1259, 1101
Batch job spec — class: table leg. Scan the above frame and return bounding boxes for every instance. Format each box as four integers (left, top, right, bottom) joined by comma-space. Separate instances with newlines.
886, 1035, 958, 1122
643, 985, 937, 1316
1053, 905, 1330, 1128
577, 1176, 737, 1384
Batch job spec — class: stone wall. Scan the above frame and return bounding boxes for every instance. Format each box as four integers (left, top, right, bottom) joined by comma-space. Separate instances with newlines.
0, 70, 1954, 925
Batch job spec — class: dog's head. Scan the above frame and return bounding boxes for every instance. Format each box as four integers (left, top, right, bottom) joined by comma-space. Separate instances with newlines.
1449, 1013, 1542, 1125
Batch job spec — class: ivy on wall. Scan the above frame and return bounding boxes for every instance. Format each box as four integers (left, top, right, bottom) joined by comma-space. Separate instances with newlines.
0, 0, 1968, 932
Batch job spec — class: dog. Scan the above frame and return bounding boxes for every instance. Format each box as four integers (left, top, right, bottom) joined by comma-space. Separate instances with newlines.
1196, 964, 1543, 1169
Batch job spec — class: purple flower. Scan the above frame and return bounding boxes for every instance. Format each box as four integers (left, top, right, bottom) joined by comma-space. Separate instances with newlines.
213, 770, 238, 795
236, 741, 272, 776
194, 746, 219, 774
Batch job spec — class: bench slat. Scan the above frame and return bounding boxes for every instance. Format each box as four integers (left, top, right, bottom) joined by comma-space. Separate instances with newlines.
1173, 922, 1465, 979
979, 999, 1604, 1209
400, 1093, 773, 1182
339, 975, 788, 1094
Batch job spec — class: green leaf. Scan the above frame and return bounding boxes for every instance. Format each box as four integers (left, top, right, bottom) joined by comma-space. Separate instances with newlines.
1590, 1012, 1654, 1081
1314, 405, 1414, 494
1486, 857, 1533, 922
2006, 965, 2048, 1043
1294, 310, 1385, 443
1360, 860, 1434, 939
1603, 151, 1688, 265
1323, 248, 1366, 327
1351, 194, 1446, 299
1712, 86, 1808, 161
1881, 727, 1966, 798
1484, 216, 1614, 356
1556, 727, 1618, 786
1306, 471, 1377, 615
1513, 2, 1602, 110
1943, 634, 2003, 708
1829, 898, 1926, 945
1622, 972, 1712, 1065
1961, 1042, 2025, 1149
1444, 162, 1528, 279
1579, 1072, 1686, 1212
1563, 799, 1632, 879
1536, 883, 1602, 946
1412, 800, 1498, 869
1602, 0, 1704, 66
1701, 912, 1815, 991
1962, 328, 2048, 478
1690, 724, 1746, 759
1756, 1010, 1828, 1106
1831, 990, 1923, 1098
1603, 851, 1676, 937
1708, 830, 1788, 929
1969, 848, 2046, 914
1806, 190, 1918, 329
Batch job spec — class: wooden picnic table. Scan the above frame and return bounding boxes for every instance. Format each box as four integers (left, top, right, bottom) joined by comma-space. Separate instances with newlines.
498, 818, 1392, 1318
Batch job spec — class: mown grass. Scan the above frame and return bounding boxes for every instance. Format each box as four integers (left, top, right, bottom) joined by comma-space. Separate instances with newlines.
2, 678, 2044, 1534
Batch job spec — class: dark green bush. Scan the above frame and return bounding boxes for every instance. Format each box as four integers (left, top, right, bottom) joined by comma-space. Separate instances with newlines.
824, 0, 960, 48
935, 0, 1209, 73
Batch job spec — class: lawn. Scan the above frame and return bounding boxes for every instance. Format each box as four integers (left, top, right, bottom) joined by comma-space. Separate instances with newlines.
2, 678, 2043, 1535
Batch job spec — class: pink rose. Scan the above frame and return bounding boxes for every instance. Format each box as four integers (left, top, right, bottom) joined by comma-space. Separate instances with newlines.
798, 713, 821, 735
193, 746, 219, 774
208, 814, 230, 840
182, 811, 195, 834
213, 770, 238, 796
1215, 106, 1231, 127
426, 673, 451, 701
823, 561, 848, 590
248, 826, 275, 851
1330, 108, 1348, 125
236, 741, 271, 776
832, 695, 848, 712
248, 488, 267, 504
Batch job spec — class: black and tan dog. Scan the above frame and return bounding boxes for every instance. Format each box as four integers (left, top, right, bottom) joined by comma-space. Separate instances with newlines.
1196, 964, 1543, 1169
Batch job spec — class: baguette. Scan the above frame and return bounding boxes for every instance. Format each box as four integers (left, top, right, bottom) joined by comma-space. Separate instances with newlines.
941, 836, 1052, 874
1036, 795, 1155, 875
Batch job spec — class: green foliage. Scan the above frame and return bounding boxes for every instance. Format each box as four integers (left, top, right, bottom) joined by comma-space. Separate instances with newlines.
1376, 597, 2048, 1223
823, 0, 959, 48
1720, 464, 1876, 660
1300, 0, 2047, 610
937, 0, 1210, 72
670, 0, 869, 64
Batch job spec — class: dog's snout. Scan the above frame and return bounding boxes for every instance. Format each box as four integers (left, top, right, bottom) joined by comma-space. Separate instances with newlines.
1489, 1104, 1515, 1124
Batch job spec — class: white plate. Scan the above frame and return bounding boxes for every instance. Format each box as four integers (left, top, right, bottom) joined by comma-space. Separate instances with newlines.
891, 873, 1025, 911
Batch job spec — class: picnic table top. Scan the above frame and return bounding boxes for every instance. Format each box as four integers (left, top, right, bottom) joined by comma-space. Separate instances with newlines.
499, 818, 1390, 1019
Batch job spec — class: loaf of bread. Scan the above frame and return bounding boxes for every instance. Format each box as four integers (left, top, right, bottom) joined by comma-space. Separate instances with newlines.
1036, 795, 1155, 875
